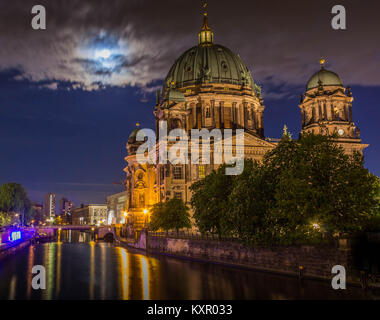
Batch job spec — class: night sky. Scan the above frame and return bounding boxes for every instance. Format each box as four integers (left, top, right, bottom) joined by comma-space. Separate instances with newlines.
0, 0, 379, 208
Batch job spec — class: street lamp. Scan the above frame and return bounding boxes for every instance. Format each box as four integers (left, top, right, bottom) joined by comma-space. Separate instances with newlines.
143, 209, 149, 228
312, 223, 320, 230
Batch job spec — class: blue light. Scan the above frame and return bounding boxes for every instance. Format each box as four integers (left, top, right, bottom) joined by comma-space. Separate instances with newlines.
9, 231, 21, 242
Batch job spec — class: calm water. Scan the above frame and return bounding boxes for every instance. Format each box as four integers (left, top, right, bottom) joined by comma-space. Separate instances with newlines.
0, 230, 377, 300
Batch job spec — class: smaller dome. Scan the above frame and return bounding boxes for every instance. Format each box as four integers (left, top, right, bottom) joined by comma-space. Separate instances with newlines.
128, 128, 140, 142
128, 123, 143, 144
306, 68, 343, 90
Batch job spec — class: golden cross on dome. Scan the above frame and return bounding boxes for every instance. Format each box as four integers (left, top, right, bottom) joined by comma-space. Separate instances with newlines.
320, 57, 326, 68
203, 0, 208, 12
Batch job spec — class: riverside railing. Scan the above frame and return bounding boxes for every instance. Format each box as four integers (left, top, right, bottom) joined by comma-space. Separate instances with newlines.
148, 230, 239, 242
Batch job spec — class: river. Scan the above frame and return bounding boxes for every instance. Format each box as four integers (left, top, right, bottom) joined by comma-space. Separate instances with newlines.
0, 230, 376, 300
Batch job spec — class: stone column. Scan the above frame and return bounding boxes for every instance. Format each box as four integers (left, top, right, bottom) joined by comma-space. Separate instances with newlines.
318, 103, 322, 122
211, 100, 216, 127
244, 103, 248, 129
215, 103, 220, 129
239, 104, 244, 128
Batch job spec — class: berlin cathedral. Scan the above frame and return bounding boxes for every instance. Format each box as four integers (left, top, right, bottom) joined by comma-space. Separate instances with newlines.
123, 8, 367, 231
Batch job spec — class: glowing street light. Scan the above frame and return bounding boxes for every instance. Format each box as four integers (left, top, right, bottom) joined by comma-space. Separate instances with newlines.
143, 209, 149, 229
312, 223, 320, 230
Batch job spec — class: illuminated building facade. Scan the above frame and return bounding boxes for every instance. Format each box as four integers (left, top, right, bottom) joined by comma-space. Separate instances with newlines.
124, 8, 367, 232
44, 192, 56, 218
72, 204, 107, 226
60, 197, 74, 215
106, 191, 127, 225
299, 59, 368, 154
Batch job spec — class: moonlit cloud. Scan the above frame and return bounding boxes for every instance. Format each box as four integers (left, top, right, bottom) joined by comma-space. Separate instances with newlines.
0, 0, 379, 95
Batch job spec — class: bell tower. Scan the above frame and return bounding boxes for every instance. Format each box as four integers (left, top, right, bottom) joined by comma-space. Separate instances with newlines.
299, 59, 368, 155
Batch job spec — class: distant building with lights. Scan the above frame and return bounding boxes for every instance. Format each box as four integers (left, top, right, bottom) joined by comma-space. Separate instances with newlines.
106, 191, 127, 225
59, 197, 74, 224
123, 6, 368, 232
44, 193, 56, 218
72, 204, 107, 226
59, 197, 74, 215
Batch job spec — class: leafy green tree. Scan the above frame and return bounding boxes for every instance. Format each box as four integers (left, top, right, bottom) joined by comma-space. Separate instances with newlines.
150, 198, 191, 234
150, 202, 166, 231
0, 211, 12, 227
190, 165, 234, 238
28, 207, 46, 225
364, 176, 380, 231
0, 183, 31, 225
268, 133, 378, 240
228, 160, 276, 245
230, 133, 379, 246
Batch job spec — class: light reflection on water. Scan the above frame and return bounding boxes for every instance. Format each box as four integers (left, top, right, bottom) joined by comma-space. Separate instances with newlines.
0, 231, 376, 300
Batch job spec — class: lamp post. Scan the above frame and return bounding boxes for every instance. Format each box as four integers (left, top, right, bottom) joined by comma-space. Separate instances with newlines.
122, 211, 128, 237
143, 209, 149, 229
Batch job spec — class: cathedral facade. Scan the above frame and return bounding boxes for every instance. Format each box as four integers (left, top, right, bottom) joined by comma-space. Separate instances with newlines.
123, 10, 367, 231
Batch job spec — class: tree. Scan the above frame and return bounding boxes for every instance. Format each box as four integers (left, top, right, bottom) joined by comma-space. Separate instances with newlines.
364, 176, 380, 231
268, 134, 378, 239
0, 183, 31, 225
190, 165, 235, 238
228, 160, 276, 245
0, 211, 12, 227
29, 207, 46, 225
150, 198, 191, 234
229, 133, 379, 246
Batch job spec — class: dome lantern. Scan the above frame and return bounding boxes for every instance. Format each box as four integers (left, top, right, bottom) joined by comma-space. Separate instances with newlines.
198, 1, 214, 46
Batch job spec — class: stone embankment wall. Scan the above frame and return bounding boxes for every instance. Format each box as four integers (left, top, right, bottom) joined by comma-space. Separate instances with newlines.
117, 230, 147, 250
147, 236, 356, 281
0, 239, 32, 261
116, 230, 358, 281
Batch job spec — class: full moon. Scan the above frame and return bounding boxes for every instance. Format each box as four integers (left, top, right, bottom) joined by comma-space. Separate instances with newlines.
95, 49, 111, 59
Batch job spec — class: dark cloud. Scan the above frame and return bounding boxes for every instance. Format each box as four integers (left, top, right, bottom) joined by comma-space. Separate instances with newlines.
0, 0, 379, 94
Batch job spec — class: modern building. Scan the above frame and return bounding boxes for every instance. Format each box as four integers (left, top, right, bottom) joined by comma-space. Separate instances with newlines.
123, 7, 367, 232
59, 197, 74, 215
44, 193, 56, 218
106, 191, 127, 225
71, 204, 107, 226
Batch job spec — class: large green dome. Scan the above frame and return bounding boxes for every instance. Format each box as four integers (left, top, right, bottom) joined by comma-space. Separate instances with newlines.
306, 68, 343, 90
163, 44, 254, 91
